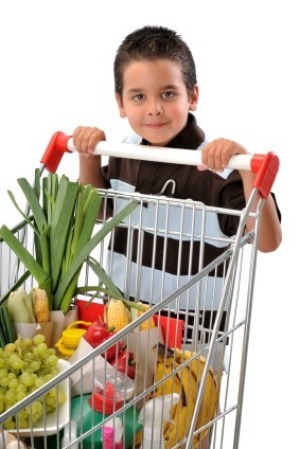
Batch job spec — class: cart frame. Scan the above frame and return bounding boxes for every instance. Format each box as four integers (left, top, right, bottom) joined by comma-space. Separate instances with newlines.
0, 138, 279, 449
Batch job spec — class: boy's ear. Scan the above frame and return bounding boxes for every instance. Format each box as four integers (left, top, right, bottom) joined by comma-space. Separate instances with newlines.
189, 85, 199, 111
115, 93, 127, 118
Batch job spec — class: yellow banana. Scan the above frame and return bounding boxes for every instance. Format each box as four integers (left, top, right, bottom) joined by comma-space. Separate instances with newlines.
166, 362, 198, 448
150, 344, 218, 449
154, 358, 181, 398
165, 401, 187, 448
175, 347, 219, 433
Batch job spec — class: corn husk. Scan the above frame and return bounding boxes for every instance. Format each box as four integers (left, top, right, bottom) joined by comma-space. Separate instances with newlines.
7, 288, 36, 323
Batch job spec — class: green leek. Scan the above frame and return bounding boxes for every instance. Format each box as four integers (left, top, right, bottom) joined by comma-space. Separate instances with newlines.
0, 169, 138, 315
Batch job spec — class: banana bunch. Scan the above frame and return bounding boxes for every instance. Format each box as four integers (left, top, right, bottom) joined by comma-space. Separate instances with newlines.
149, 344, 219, 449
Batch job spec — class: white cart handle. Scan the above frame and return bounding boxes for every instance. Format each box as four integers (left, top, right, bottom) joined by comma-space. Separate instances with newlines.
68, 138, 254, 171
41, 131, 280, 197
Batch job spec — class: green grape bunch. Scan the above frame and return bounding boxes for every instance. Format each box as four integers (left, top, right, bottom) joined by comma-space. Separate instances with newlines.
0, 334, 66, 430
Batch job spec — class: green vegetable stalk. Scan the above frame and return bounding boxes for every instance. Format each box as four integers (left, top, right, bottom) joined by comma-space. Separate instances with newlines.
0, 169, 138, 314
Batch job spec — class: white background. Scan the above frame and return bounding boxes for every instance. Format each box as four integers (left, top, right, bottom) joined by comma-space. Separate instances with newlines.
0, 1, 298, 447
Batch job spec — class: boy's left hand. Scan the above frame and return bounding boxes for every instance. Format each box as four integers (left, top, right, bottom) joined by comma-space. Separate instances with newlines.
198, 138, 248, 172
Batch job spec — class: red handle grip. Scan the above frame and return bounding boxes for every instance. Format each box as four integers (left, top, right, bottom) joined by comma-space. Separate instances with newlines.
40, 131, 70, 173
251, 152, 280, 198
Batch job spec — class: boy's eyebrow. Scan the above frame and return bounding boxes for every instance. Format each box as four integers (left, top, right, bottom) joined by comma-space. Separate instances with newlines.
162, 84, 180, 90
126, 88, 143, 93
126, 84, 180, 93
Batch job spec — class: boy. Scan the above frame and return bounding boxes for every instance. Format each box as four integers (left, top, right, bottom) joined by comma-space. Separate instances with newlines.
72, 25, 281, 447
73, 25, 281, 301
73, 25, 281, 250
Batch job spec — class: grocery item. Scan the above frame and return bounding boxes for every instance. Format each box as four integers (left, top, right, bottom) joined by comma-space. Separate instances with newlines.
104, 298, 131, 332
110, 348, 136, 379
0, 335, 66, 430
55, 320, 91, 358
148, 344, 218, 448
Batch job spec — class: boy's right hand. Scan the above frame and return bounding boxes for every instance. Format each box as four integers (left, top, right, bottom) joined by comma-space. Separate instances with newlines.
72, 126, 106, 156
198, 138, 248, 172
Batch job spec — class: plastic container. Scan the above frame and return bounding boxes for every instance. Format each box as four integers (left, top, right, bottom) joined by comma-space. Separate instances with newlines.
69, 394, 141, 449
153, 315, 184, 349
89, 370, 135, 415
138, 393, 180, 449
75, 296, 105, 322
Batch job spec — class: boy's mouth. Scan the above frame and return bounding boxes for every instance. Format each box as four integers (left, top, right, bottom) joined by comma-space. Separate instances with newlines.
145, 122, 166, 129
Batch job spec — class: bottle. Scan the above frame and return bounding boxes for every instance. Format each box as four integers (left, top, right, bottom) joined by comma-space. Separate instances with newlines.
102, 416, 123, 449
68, 369, 138, 448
138, 393, 179, 449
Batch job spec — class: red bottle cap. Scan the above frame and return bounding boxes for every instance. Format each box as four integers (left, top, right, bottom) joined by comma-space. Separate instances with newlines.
88, 383, 124, 414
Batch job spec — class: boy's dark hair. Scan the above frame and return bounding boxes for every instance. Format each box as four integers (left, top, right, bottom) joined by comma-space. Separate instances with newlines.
114, 26, 197, 97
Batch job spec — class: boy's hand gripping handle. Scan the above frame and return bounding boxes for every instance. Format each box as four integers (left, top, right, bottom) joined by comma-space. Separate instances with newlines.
41, 131, 279, 198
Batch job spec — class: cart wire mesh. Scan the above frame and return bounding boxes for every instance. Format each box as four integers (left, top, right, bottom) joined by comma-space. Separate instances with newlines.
0, 185, 264, 449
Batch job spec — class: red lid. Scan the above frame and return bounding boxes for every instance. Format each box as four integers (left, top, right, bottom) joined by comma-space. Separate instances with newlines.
88, 384, 124, 414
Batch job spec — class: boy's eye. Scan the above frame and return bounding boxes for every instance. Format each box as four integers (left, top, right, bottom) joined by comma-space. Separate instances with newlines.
133, 94, 144, 101
162, 91, 175, 99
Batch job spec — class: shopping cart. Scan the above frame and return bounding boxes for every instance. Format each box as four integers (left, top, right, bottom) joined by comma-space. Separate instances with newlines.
0, 133, 279, 449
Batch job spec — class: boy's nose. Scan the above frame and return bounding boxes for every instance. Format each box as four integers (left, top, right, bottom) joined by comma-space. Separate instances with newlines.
148, 99, 163, 115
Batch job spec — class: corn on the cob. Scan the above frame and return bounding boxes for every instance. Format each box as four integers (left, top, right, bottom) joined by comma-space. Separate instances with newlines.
30, 288, 50, 323
104, 298, 131, 332
7, 288, 36, 323
136, 302, 156, 331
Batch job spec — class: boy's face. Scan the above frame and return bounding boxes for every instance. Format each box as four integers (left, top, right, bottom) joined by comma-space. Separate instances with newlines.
115, 59, 199, 146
